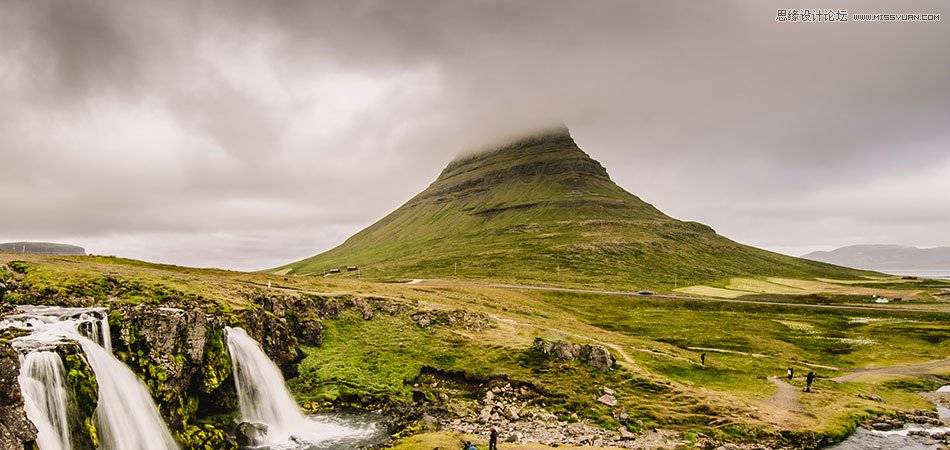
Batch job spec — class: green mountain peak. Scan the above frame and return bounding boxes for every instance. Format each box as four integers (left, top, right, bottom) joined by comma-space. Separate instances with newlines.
277, 127, 865, 288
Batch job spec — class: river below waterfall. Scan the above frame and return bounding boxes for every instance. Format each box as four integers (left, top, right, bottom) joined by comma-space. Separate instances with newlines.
828, 385, 950, 450
226, 326, 384, 449
255, 413, 388, 450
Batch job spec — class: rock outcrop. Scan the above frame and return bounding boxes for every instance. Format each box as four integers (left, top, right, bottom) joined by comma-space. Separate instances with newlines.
111, 303, 237, 436
0, 345, 37, 450
531, 338, 615, 370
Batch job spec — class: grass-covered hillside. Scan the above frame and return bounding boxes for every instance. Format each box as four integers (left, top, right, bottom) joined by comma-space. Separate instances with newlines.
3, 254, 949, 449
276, 127, 872, 290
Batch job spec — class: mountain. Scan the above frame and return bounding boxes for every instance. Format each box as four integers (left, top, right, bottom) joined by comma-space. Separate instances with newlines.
277, 126, 868, 289
0, 241, 85, 255
803, 245, 950, 271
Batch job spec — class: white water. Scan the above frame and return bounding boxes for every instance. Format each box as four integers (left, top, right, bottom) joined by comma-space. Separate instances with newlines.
225, 326, 375, 447
77, 334, 179, 450
18, 352, 71, 450
829, 385, 950, 449
1, 305, 178, 450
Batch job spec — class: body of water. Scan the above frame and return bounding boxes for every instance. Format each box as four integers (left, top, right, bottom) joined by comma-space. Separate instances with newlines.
879, 269, 950, 279
828, 385, 949, 449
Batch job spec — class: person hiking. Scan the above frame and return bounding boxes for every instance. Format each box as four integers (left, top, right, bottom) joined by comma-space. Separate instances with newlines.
700, 352, 706, 365
787, 367, 794, 380
463, 441, 478, 450
804, 371, 816, 392
489, 426, 499, 450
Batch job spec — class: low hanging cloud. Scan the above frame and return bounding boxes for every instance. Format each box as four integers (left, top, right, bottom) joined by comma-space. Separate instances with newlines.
1, 0, 948, 270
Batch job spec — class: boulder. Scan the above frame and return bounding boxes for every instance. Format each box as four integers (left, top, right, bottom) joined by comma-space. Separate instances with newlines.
597, 394, 618, 406
871, 422, 895, 431
235, 421, 269, 448
531, 338, 615, 371
619, 426, 636, 440
581, 345, 615, 370
552, 341, 580, 360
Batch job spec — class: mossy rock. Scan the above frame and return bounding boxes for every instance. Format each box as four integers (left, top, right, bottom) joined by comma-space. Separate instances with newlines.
200, 328, 232, 394
175, 423, 236, 450
62, 350, 99, 450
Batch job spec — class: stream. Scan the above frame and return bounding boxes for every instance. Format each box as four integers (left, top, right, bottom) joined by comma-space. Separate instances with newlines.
828, 385, 950, 450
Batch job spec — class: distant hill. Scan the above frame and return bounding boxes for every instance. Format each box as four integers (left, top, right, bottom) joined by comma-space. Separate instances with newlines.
803, 245, 950, 271
276, 126, 870, 289
0, 242, 86, 256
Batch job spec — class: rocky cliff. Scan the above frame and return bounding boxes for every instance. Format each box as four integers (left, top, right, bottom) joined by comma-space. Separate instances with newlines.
0, 342, 37, 450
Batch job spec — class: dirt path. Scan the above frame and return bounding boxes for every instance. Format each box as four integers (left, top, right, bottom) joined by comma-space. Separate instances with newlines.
686, 346, 773, 359
761, 377, 809, 427
832, 358, 950, 382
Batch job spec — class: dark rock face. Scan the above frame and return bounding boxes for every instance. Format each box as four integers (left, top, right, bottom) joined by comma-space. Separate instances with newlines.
531, 338, 615, 370
410, 309, 492, 330
0, 346, 37, 450
112, 303, 236, 428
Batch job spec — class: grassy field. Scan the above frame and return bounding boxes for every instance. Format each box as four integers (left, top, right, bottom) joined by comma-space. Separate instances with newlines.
677, 276, 941, 301
3, 253, 948, 447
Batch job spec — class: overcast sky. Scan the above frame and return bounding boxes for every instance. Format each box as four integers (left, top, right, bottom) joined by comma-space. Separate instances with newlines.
1, 0, 948, 270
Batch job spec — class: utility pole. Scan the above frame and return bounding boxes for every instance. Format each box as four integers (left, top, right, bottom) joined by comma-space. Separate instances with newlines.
454, 262, 457, 278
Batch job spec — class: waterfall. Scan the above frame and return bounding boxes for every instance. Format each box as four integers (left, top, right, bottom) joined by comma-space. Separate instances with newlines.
18, 351, 71, 450
225, 326, 371, 446
76, 334, 179, 450
2, 306, 179, 450
98, 314, 112, 353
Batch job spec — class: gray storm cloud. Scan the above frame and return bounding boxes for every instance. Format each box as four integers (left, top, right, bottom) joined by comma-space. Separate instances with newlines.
1, 0, 948, 269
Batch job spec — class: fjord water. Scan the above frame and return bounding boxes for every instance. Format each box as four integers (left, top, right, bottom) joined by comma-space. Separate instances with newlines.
18, 351, 71, 450
225, 326, 377, 448
1, 306, 179, 450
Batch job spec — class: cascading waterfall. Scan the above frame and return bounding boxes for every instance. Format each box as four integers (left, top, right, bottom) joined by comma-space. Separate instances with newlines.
1, 306, 179, 450
225, 326, 374, 446
18, 351, 71, 450
77, 334, 180, 450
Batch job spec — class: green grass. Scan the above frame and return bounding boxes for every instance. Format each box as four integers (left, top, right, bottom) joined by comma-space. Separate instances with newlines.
3, 253, 948, 445
535, 291, 949, 370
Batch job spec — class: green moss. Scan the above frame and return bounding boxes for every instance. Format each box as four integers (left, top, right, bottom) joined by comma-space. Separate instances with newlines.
175, 423, 235, 450
200, 329, 232, 394
7, 260, 29, 274
62, 351, 99, 450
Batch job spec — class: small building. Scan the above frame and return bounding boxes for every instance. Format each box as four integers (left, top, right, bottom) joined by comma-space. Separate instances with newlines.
346, 266, 359, 272
327, 268, 341, 274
